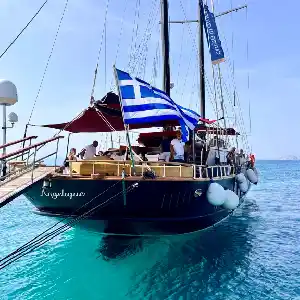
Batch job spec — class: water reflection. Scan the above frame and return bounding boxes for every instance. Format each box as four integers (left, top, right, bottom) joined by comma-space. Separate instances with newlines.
126, 199, 258, 299
98, 235, 145, 261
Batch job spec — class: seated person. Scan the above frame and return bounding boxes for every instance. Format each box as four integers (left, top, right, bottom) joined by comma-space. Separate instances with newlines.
170, 131, 185, 163
158, 136, 171, 162
63, 148, 77, 174
78, 140, 98, 160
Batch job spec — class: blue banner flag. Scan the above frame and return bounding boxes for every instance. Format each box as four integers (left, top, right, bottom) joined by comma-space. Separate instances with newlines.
200, 1, 225, 65
114, 67, 201, 142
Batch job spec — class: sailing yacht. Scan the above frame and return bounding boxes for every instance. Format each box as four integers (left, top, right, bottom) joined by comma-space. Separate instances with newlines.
4, 0, 258, 236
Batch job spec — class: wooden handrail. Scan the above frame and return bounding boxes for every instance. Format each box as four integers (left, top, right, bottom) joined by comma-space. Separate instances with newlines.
0, 136, 64, 160
0, 136, 38, 150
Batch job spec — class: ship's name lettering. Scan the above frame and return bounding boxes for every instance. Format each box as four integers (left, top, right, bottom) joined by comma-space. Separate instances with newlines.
41, 189, 86, 199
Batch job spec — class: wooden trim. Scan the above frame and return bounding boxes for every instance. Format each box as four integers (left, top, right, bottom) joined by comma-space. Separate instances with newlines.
51, 173, 235, 182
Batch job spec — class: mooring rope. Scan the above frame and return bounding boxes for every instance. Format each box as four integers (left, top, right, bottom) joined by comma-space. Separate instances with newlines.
0, 180, 141, 270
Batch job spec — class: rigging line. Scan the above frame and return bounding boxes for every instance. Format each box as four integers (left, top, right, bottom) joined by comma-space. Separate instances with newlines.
109, 1, 129, 89
150, 40, 159, 86
127, 0, 142, 69
0, 180, 122, 263
27, 0, 70, 125
90, 0, 111, 101
0, 0, 49, 60
0, 182, 139, 270
95, 109, 116, 132
217, 65, 227, 131
180, 51, 193, 104
128, 0, 157, 72
217, 32, 249, 146
178, 0, 200, 66
246, 5, 252, 136
175, 25, 185, 95
221, 77, 249, 150
217, 27, 249, 137
2, 178, 141, 267
139, 21, 160, 80
130, 3, 158, 74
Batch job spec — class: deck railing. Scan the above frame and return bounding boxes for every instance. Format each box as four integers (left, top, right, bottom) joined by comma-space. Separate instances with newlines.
0, 136, 64, 183
67, 160, 235, 180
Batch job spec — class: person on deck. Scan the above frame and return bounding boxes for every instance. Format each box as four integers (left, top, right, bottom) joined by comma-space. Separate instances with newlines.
78, 141, 98, 160
159, 135, 171, 162
226, 147, 236, 166
63, 148, 77, 174
170, 131, 185, 163
237, 149, 246, 166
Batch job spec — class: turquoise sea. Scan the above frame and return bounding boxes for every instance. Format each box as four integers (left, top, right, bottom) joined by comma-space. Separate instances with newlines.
0, 161, 299, 299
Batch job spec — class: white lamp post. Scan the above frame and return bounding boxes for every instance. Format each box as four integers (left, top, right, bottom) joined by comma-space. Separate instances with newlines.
0, 80, 18, 176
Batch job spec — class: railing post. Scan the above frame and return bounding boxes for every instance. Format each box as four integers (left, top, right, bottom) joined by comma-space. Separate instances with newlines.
179, 165, 182, 177
54, 138, 60, 169
31, 146, 37, 182
199, 166, 202, 178
163, 164, 166, 177
22, 138, 32, 161
69, 161, 73, 177
26, 147, 31, 166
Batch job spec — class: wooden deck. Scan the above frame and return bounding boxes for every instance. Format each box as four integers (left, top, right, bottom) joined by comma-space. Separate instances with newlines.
0, 166, 55, 208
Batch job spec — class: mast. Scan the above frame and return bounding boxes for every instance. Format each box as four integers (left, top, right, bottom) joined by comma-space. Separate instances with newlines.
160, 0, 171, 95
198, 0, 205, 119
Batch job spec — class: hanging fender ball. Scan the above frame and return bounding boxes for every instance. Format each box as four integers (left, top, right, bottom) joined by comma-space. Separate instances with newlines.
246, 168, 258, 185
239, 181, 248, 193
235, 173, 246, 184
206, 182, 226, 206
223, 190, 239, 210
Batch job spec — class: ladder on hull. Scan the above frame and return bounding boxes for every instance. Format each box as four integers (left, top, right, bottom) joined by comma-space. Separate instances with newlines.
0, 166, 55, 208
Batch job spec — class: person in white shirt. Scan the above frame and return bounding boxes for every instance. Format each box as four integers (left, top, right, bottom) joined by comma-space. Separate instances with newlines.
78, 141, 98, 160
170, 131, 185, 163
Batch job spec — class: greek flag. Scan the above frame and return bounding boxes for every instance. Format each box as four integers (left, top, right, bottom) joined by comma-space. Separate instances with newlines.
114, 67, 200, 141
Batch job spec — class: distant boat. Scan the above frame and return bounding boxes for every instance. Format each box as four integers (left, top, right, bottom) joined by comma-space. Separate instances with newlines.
278, 155, 300, 160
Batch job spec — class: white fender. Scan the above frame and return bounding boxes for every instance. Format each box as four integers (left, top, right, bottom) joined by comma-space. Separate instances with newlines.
239, 181, 248, 193
246, 168, 258, 184
206, 182, 226, 206
235, 173, 246, 184
223, 190, 239, 210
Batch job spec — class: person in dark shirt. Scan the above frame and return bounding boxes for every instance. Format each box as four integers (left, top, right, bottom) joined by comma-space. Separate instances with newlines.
159, 136, 171, 162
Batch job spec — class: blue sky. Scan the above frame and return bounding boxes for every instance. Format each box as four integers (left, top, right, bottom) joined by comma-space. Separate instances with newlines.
0, 0, 297, 159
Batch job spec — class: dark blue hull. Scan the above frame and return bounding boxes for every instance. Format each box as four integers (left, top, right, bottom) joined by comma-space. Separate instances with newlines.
24, 176, 249, 236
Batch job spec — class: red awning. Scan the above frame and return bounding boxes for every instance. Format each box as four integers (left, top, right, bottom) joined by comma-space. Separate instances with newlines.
41, 106, 180, 133
41, 107, 125, 133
